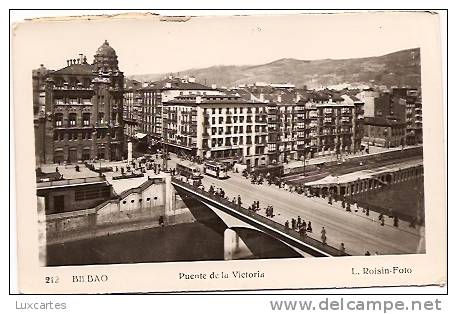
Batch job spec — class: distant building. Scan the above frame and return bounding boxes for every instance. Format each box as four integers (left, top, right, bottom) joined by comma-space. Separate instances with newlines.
356, 88, 379, 118
300, 92, 365, 158
139, 76, 224, 146
33, 40, 125, 165
392, 88, 422, 145
123, 79, 142, 140
364, 117, 406, 148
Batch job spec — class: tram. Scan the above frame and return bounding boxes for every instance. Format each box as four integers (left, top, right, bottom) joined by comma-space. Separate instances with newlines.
176, 162, 202, 180
203, 161, 229, 179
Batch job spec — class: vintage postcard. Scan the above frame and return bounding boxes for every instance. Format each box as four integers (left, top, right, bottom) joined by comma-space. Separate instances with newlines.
12, 11, 446, 293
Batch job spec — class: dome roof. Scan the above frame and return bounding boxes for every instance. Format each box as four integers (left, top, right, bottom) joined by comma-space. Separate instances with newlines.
96, 40, 116, 57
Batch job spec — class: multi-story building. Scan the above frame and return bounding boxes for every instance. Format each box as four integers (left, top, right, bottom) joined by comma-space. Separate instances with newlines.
356, 88, 379, 118
237, 86, 303, 163
123, 79, 142, 140
139, 76, 224, 146
238, 86, 365, 161
300, 91, 365, 158
364, 117, 406, 148
395, 88, 423, 145
33, 64, 53, 165
163, 94, 269, 168
33, 40, 125, 164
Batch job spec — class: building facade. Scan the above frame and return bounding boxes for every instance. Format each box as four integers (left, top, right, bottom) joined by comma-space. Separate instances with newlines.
123, 79, 142, 140
300, 92, 365, 158
33, 40, 125, 165
364, 117, 406, 148
139, 76, 224, 146
164, 94, 269, 167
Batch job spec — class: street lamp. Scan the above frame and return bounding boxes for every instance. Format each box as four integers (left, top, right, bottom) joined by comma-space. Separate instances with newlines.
303, 145, 310, 177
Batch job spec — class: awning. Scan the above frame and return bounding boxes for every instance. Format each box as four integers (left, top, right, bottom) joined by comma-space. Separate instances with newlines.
135, 133, 147, 139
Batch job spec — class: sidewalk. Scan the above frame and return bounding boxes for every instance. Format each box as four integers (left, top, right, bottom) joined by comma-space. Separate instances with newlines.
284, 145, 422, 170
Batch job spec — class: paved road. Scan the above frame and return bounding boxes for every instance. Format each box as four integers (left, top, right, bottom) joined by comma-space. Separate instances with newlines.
200, 171, 424, 256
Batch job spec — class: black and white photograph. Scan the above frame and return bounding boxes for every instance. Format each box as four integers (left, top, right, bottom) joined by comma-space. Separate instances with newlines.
12, 10, 446, 293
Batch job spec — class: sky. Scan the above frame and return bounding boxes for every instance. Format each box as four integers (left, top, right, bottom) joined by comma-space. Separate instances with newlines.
13, 11, 434, 76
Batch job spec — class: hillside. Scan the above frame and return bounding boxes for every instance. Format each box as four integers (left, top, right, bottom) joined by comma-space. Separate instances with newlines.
128, 48, 421, 89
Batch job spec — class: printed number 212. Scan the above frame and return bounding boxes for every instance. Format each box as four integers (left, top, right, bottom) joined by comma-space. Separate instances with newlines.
45, 276, 59, 284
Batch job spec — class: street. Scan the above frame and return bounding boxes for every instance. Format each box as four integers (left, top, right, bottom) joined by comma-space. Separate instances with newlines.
198, 169, 423, 256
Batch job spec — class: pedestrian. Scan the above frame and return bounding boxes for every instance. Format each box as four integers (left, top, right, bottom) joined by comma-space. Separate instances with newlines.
306, 221, 312, 233
237, 195, 242, 206
380, 215, 385, 226
339, 242, 345, 254
393, 216, 399, 227
365, 251, 371, 256
232, 197, 236, 203
297, 216, 302, 226
285, 220, 290, 229
321, 227, 327, 245
299, 226, 306, 237
291, 218, 296, 230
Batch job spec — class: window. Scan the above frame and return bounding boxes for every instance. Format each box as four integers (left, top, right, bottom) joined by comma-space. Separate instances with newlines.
54, 113, 63, 127
212, 117, 216, 124
98, 112, 105, 124
69, 113, 77, 126
219, 108, 222, 114
219, 117, 223, 124
53, 131, 64, 141
75, 186, 111, 201
83, 113, 91, 126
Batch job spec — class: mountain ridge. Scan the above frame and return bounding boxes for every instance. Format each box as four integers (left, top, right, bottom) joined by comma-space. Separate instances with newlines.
128, 48, 421, 89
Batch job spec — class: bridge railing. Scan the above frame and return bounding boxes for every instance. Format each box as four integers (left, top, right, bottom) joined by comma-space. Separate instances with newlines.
171, 177, 349, 257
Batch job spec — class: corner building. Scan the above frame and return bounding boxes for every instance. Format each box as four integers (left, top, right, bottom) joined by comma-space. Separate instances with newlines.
164, 94, 269, 167
34, 40, 125, 164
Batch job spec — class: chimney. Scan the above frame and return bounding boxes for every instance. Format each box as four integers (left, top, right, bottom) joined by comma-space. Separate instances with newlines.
259, 93, 264, 102
277, 94, 282, 103
67, 60, 70, 66
211, 83, 217, 89
79, 54, 84, 63
188, 76, 196, 83
165, 82, 172, 89
296, 94, 301, 103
